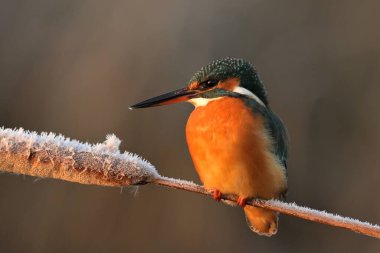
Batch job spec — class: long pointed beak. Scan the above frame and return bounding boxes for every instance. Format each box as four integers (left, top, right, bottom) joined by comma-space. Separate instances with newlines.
129, 87, 198, 109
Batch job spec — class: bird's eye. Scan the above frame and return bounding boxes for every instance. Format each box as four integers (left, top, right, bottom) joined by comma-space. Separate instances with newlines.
199, 79, 218, 90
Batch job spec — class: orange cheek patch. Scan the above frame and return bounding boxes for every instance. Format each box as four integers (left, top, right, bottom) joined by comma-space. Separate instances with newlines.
188, 81, 199, 90
217, 77, 240, 91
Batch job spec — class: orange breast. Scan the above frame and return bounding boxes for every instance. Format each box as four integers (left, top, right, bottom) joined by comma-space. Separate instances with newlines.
186, 97, 286, 199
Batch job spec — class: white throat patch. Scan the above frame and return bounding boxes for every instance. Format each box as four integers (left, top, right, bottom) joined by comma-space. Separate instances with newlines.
189, 97, 222, 107
233, 86, 265, 106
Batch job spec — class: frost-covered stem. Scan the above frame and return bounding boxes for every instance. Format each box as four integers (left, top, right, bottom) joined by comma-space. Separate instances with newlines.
153, 176, 380, 239
0, 127, 379, 239
0, 127, 159, 187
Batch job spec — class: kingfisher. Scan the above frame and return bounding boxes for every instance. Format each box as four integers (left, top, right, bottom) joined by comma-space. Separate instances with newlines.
130, 57, 288, 236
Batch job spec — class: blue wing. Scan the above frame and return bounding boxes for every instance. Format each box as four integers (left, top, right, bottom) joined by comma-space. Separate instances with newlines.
265, 110, 289, 170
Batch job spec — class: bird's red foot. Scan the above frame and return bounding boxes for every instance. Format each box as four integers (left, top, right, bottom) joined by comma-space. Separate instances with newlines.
237, 196, 247, 207
212, 189, 222, 202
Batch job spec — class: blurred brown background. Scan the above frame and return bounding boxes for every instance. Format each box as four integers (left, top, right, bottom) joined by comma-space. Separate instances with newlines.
0, 0, 379, 252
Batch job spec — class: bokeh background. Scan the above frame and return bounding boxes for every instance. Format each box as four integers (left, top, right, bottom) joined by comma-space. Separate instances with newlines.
0, 0, 379, 252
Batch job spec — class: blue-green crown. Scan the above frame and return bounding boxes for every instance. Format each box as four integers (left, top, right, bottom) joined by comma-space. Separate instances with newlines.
188, 57, 268, 105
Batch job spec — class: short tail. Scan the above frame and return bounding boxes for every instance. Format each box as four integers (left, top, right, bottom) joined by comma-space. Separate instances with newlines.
244, 205, 279, 236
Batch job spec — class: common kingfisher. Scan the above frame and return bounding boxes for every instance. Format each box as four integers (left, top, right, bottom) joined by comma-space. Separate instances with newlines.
130, 57, 288, 236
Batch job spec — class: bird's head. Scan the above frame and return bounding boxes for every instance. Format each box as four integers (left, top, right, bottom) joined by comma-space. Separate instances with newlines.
130, 57, 268, 109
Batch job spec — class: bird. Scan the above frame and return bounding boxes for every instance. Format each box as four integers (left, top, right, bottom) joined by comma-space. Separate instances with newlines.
130, 57, 288, 236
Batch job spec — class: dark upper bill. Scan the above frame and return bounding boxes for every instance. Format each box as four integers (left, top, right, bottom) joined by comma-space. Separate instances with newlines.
129, 87, 199, 109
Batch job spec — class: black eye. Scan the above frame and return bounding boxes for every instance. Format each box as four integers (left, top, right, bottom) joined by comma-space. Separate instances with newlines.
199, 79, 218, 89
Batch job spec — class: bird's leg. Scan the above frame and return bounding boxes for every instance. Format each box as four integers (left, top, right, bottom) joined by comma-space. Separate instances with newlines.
212, 189, 222, 202
237, 196, 247, 207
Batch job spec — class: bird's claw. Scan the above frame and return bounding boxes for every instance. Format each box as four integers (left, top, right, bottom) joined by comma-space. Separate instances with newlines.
237, 196, 247, 207
212, 189, 222, 202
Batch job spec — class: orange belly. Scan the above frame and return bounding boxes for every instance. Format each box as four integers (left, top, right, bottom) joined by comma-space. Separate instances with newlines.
186, 97, 286, 199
